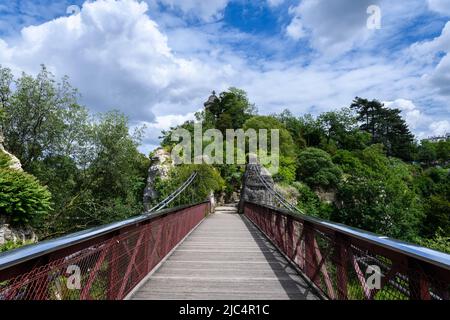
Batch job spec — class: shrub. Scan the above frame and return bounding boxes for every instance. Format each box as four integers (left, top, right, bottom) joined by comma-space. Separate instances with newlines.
0, 150, 11, 169
297, 147, 342, 188
156, 164, 225, 206
416, 229, 450, 254
0, 168, 52, 225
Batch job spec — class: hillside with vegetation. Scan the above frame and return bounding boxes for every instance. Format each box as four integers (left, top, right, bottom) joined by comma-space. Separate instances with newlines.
0, 65, 448, 254
159, 89, 450, 253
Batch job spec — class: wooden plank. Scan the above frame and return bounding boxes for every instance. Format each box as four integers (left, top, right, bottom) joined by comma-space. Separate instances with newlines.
129, 211, 320, 300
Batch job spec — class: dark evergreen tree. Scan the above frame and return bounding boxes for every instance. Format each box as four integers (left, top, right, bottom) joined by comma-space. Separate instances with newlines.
351, 97, 414, 160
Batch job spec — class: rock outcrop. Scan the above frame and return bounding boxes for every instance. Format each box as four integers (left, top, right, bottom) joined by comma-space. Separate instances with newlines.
315, 187, 337, 205
274, 184, 299, 206
0, 217, 37, 246
143, 148, 174, 211
239, 163, 275, 213
0, 147, 22, 171
0, 132, 22, 171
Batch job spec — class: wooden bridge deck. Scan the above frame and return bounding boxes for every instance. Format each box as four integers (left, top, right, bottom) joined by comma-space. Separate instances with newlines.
128, 206, 320, 300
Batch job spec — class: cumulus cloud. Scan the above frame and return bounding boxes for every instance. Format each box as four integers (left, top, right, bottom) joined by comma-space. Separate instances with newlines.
411, 22, 450, 96
137, 111, 197, 151
286, 0, 382, 55
0, 0, 231, 124
1, 0, 449, 153
384, 99, 450, 139
429, 120, 450, 136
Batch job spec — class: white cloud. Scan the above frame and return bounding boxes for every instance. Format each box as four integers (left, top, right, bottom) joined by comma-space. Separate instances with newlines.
384, 99, 450, 139
1, 0, 449, 153
384, 99, 424, 130
428, 0, 450, 15
153, 0, 229, 21
286, 0, 382, 55
267, 0, 284, 7
137, 111, 197, 152
286, 17, 306, 40
429, 120, 450, 136
411, 22, 450, 96
147, 112, 197, 130
0, 0, 232, 124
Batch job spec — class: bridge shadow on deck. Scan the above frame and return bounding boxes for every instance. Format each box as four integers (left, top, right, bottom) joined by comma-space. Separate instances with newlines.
238, 214, 319, 300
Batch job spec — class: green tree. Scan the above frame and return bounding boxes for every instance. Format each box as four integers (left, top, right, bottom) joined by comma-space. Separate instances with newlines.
298, 114, 324, 147
351, 97, 414, 160
297, 148, 342, 189
243, 115, 296, 159
206, 88, 256, 134
318, 108, 370, 151
436, 140, 450, 163
243, 115, 297, 182
2, 65, 83, 168
0, 65, 13, 138
156, 164, 225, 205
0, 151, 52, 226
422, 196, 450, 238
275, 109, 307, 151
417, 140, 437, 166
334, 146, 423, 240
0, 65, 150, 238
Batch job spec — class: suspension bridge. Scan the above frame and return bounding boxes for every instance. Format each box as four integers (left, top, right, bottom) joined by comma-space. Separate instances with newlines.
0, 164, 449, 300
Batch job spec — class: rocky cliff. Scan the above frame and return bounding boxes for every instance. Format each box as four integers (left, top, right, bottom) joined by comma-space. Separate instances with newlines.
239, 163, 275, 212
143, 148, 174, 211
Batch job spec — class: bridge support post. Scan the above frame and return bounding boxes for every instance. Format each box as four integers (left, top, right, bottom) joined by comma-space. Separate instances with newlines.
408, 258, 431, 300
304, 223, 319, 288
334, 234, 349, 300
108, 237, 120, 299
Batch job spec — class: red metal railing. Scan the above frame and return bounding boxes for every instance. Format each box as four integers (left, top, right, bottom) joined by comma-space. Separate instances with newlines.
244, 202, 450, 300
0, 202, 209, 300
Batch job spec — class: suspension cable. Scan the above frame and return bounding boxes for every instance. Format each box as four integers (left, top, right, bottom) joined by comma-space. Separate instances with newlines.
148, 171, 198, 212
247, 164, 305, 215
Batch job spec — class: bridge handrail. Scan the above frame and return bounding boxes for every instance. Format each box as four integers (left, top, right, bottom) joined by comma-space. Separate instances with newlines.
0, 202, 208, 272
246, 201, 450, 271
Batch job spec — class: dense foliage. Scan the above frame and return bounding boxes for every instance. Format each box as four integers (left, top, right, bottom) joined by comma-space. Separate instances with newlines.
155, 164, 225, 207
271, 102, 449, 252
0, 65, 149, 238
0, 151, 52, 225
157, 89, 449, 253
1, 63, 448, 255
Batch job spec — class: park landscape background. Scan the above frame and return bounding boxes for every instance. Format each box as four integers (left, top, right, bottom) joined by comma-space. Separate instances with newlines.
0, 66, 449, 254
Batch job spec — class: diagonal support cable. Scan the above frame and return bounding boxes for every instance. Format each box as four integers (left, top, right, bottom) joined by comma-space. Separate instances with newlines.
148, 172, 198, 212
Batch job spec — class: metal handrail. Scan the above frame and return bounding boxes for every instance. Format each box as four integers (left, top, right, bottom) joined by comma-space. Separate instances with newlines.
246, 163, 450, 270
0, 201, 208, 272
246, 201, 450, 271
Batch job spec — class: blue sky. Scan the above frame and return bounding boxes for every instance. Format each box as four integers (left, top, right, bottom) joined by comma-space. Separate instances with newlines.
0, 0, 450, 152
